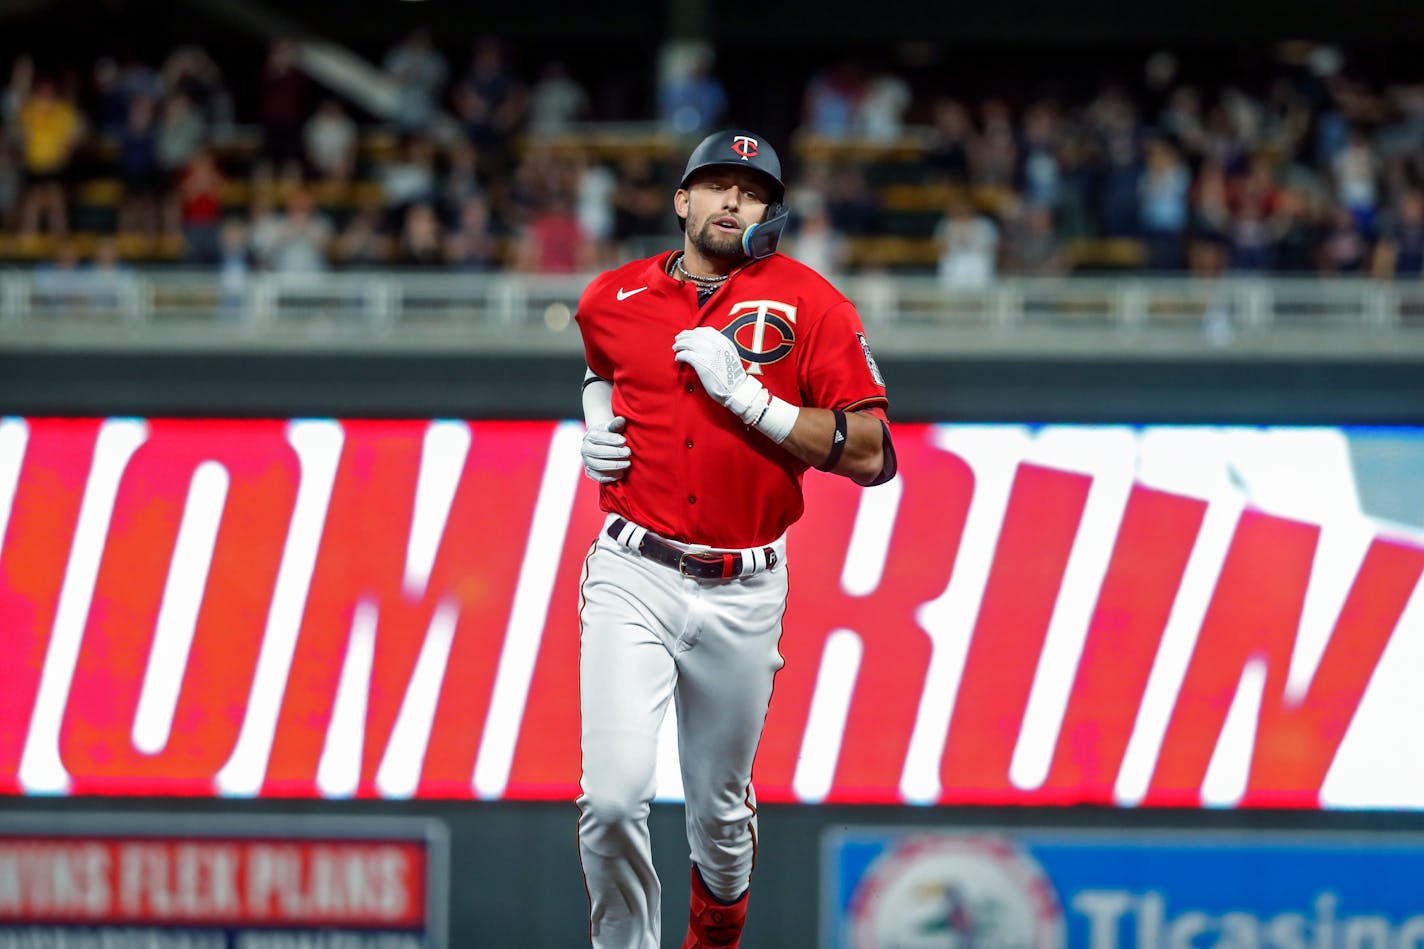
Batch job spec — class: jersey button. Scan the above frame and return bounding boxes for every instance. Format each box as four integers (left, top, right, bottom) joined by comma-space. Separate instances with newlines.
685, 439, 694, 448
687, 495, 697, 504
685, 383, 695, 393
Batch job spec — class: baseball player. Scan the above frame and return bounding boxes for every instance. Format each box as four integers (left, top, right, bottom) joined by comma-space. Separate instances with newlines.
574, 128, 895, 949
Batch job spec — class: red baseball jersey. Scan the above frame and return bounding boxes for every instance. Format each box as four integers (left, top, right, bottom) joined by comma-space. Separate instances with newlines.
576, 250, 889, 548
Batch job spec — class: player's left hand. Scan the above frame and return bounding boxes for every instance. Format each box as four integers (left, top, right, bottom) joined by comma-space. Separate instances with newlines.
673, 327, 767, 422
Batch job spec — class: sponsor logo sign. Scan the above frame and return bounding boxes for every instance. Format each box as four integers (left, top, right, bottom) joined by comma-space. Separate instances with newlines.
0, 812, 447, 948
823, 828, 1424, 949
1, 419, 1422, 807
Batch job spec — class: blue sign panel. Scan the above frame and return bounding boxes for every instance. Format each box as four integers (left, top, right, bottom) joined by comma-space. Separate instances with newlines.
822, 828, 1424, 948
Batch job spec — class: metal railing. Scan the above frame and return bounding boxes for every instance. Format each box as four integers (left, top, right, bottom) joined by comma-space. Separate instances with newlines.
3, 268, 1423, 358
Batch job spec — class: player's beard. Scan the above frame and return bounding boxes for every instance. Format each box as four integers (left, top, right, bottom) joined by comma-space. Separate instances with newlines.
688, 212, 750, 264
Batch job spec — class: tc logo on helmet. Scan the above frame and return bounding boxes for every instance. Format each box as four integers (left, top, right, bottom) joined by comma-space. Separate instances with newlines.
731, 135, 759, 160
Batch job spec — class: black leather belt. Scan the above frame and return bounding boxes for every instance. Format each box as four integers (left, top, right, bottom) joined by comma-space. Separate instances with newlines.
607, 517, 777, 579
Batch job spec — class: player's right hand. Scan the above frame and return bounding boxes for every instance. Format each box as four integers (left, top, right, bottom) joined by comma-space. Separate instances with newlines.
582, 416, 631, 484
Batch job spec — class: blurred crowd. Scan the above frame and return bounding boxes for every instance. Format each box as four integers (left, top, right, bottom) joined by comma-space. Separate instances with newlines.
907, 47, 1424, 285
4, 35, 1424, 285
2, 33, 673, 279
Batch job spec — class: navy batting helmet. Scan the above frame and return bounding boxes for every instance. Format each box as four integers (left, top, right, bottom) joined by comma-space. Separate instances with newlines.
679, 129, 786, 203
677, 129, 789, 259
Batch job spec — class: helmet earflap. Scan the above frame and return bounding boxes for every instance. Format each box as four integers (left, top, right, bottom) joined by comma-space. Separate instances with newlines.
742, 203, 788, 259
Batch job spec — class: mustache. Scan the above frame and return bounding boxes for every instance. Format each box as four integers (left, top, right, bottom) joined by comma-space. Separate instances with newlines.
690, 217, 747, 262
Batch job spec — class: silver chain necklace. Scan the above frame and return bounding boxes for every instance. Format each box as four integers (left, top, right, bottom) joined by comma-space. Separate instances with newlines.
674, 254, 729, 290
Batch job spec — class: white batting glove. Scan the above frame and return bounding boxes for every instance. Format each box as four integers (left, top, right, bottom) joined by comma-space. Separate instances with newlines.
672, 324, 763, 410
582, 416, 631, 484
672, 327, 798, 443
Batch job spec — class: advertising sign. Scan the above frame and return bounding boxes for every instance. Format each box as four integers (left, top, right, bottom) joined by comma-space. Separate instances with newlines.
0, 813, 447, 948
823, 827, 1424, 949
1, 418, 1422, 807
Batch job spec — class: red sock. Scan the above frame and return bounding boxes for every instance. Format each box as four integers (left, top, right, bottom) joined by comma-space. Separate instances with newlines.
682, 865, 749, 948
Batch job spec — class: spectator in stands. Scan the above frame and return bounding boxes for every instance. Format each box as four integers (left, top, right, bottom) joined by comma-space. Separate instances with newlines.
451, 81, 491, 150
526, 61, 590, 135
825, 162, 877, 236
1220, 87, 1264, 170
970, 98, 1017, 190
1332, 128, 1379, 229
178, 148, 224, 264
802, 61, 863, 138
444, 193, 500, 271
255, 38, 308, 182
1260, 77, 1312, 165
3, 55, 34, 141
657, 49, 727, 135
854, 70, 912, 142
16, 77, 83, 238
0, 141, 18, 231
1158, 85, 1208, 159
1372, 189, 1424, 280
1138, 137, 1189, 270
934, 192, 999, 289
155, 92, 207, 233
1375, 82, 1424, 162
1001, 198, 1066, 276
1231, 87, 1273, 172
35, 237, 133, 312
1229, 198, 1274, 272
1187, 159, 1233, 276
1018, 101, 1062, 211
1054, 119, 1098, 239
1317, 204, 1371, 274
117, 93, 161, 235
304, 98, 358, 186
574, 151, 616, 269
91, 54, 162, 137
379, 133, 439, 226
612, 154, 669, 252
502, 143, 561, 232
217, 218, 250, 319
1228, 157, 1279, 272
785, 157, 833, 213
1097, 118, 1143, 238
785, 194, 849, 279
383, 28, 449, 135
1266, 185, 1319, 274
92, 57, 130, 136
335, 205, 390, 267
441, 139, 484, 222
397, 201, 445, 267
514, 190, 589, 274
454, 36, 526, 167
32, 237, 88, 309
924, 97, 973, 185
250, 186, 332, 273
161, 45, 234, 135
90, 235, 126, 275
84, 236, 131, 310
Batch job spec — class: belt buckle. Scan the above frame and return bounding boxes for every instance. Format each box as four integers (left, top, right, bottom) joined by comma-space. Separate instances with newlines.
678, 546, 712, 578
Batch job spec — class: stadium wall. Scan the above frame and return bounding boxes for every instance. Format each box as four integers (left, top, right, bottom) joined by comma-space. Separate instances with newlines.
4, 349, 1424, 947
3, 350, 1424, 423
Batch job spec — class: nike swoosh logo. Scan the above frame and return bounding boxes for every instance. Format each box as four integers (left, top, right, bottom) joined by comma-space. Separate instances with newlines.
617, 286, 649, 301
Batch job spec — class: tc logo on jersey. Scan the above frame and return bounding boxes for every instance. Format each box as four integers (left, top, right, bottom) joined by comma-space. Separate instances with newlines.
731, 135, 759, 159
721, 300, 797, 376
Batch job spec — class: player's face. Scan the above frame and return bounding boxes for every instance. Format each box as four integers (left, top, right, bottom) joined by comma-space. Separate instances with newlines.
678, 171, 772, 262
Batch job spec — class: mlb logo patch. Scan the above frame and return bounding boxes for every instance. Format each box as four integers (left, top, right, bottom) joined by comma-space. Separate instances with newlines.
856, 333, 884, 387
